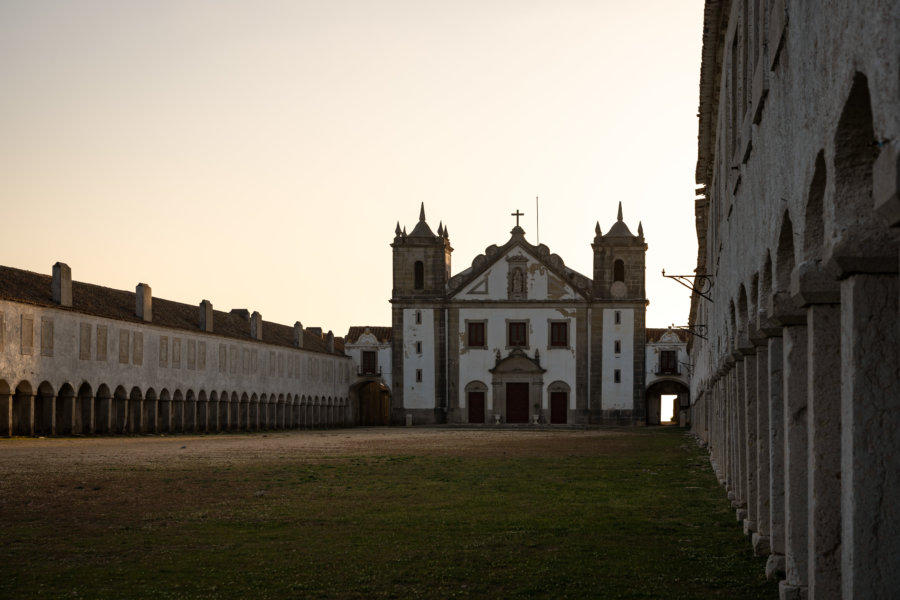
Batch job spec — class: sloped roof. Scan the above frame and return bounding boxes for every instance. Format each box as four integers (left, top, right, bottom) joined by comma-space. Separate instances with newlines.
344, 326, 392, 344
0, 265, 344, 355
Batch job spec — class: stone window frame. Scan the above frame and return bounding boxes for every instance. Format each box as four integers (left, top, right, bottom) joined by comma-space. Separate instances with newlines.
415, 368, 423, 383
614, 369, 621, 384
614, 339, 621, 355
415, 341, 423, 354
465, 319, 487, 349
547, 319, 569, 349
415, 310, 422, 325
614, 310, 621, 325
506, 319, 529, 349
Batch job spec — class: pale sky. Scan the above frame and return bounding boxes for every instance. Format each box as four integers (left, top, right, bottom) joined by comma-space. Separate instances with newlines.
0, 0, 704, 337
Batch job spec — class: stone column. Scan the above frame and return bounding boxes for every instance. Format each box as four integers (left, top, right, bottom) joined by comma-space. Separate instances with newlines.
732, 355, 748, 523
741, 345, 759, 538
751, 332, 771, 556
1, 391, 13, 437
780, 323, 809, 600
95, 391, 112, 434
766, 332, 786, 581
841, 273, 900, 599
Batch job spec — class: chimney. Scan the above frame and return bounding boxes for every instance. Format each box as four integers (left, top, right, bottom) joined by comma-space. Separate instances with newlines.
326, 330, 335, 353
135, 284, 152, 322
230, 308, 250, 320
293, 321, 304, 348
199, 300, 214, 332
250, 311, 263, 340
52, 262, 72, 307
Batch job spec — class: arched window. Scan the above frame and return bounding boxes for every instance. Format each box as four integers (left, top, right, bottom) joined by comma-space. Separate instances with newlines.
414, 261, 424, 290
613, 259, 625, 282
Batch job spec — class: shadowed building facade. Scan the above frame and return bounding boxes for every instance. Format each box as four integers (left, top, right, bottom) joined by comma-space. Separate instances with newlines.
688, 1, 899, 598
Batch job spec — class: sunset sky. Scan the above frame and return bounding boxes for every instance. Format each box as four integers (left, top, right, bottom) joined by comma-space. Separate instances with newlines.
0, 1, 705, 337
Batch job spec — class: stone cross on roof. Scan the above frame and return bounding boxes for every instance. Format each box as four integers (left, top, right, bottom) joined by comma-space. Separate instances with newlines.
511, 209, 524, 227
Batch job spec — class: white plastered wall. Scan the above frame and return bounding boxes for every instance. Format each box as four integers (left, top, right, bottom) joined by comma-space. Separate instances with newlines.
600, 308, 634, 410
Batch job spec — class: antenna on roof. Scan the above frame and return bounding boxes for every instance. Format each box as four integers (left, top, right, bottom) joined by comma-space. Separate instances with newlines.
535, 196, 540, 245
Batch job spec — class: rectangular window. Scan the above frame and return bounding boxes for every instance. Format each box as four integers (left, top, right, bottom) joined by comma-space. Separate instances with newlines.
467, 321, 486, 348
549, 321, 568, 348
40, 317, 54, 357
415, 310, 422, 325
21, 315, 34, 356
362, 350, 377, 374
660, 350, 678, 375
416, 369, 423, 383
96, 325, 107, 361
614, 369, 621, 383
614, 311, 621, 325
415, 341, 423, 354
614, 340, 621, 354
118, 330, 130, 364
507, 321, 527, 348
80, 323, 92, 360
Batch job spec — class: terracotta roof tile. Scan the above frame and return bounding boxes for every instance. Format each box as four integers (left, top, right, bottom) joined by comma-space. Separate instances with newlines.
0, 265, 342, 356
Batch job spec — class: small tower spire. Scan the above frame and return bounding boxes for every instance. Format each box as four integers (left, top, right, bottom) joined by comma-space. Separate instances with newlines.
437, 221, 444, 237
443, 225, 449, 239
419, 202, 426, 222
395, 222, 402, 236
638, 221, 644, 237
617, 201, 623, 221
595, 221, 602, 236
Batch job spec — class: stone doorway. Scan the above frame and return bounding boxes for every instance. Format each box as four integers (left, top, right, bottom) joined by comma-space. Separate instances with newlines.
506, 382, 529, 423
354, 381, 390, 426
468, 391, 485, 424
550, 391, 567, 424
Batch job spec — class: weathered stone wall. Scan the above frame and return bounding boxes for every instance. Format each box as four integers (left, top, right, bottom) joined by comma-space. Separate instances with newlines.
0, 299, 352, 436
689, 1, 900, 598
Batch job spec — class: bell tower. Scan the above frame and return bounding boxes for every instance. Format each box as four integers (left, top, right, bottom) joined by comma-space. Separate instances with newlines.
589, 202, 648, 424
390, 203, 452, 425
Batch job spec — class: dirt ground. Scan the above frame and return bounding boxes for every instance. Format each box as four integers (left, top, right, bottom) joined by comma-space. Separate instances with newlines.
0, 427, 629, 476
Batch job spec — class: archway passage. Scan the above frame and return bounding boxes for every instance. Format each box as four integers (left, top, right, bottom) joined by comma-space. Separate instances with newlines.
356, 381, 390, 426
646, 381, 689, 426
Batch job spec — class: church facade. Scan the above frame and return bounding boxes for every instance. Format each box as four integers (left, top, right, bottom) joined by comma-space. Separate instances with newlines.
388, 203, 649, 426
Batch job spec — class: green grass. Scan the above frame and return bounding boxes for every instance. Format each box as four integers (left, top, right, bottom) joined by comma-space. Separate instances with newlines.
0, 428, 776, 599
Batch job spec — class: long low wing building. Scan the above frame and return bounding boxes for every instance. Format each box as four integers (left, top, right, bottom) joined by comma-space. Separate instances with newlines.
0, 263, 352, 436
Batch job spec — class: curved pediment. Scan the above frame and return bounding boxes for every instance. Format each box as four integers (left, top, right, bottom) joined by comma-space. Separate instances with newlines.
489, 349, 546, 374
447, 232, 592, 301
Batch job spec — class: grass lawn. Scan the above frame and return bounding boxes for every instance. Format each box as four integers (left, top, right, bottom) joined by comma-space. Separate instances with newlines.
0, 427, 776, 599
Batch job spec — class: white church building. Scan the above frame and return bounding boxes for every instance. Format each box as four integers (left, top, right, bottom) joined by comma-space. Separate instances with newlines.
345, 203, 685, 426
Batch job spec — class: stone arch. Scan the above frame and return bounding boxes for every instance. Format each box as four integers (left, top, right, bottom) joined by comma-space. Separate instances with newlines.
804, 150, 828, 262
13, 380, 35, 436
775, 211, 796, 293
55, 382, 76, 435
613, 259, 625, 282
829, 71, 898, 271
760, 252, 774, 316
737, 284, 749, 347
113, 385, 129, 434
229, 392, 247, 431
159, 388, 172, 434
197, 390, 208, 433
144, 388, 158, 434
749, 272, 759, 324
464, 380, 488, 425
646, 379, 690, 426
277, 393, 285, 429
728, 299, 738, 352
547, 380, 571, 425
35, 381, 55, 436
95, 384, 112, 434
77, 381, 94, 435
250, 393, 259, 430
240, 392, 250, 431
128, 386, 143, 434
184, 390, 197, 433
208, 391, 219, 432
414, 261, 424, 289
0, 379, 11, 437
172, 389, 185, 433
